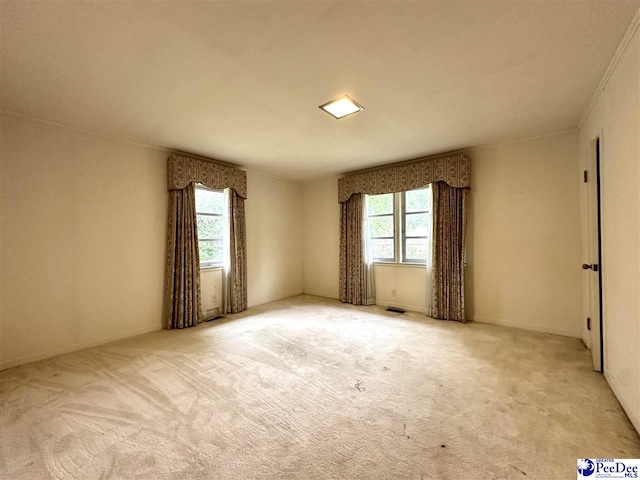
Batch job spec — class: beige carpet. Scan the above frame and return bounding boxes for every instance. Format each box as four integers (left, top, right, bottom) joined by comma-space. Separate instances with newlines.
1, 295, 638, 479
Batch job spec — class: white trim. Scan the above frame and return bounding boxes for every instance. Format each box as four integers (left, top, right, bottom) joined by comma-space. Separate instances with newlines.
0, 111, 303, 185
200, 265, 224, 272
579, 8, 640, 127
301, 129, 579, 183
303, 290, 340, 300
605, 370, 640, 435
472, 317, 582, 339
243, 168, 302, 185
247, 290, 305, 308
373, 261, 426, 269
0, 109, 171, 153
302, 174, 342, 185
0, 323, 162, 372
0, 110, 234, 169
2, 111, 580, 186
302, 292, 428, 314
467, 128, 579, 153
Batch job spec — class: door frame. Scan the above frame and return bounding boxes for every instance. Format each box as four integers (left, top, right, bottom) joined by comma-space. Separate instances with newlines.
586, 134, 604, 372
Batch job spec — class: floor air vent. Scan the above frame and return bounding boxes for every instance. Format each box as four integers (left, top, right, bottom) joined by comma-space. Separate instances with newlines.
204, 307, 224, 322
387, 306, 406, 314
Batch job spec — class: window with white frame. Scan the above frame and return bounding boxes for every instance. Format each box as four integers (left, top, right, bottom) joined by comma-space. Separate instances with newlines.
367, 193, 396, 261
366, 186, 432, 264
195, 185, 226, 267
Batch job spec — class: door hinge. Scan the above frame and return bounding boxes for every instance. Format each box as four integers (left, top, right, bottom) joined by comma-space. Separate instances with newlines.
587, 317, 591, 331
583, 170, 588, 183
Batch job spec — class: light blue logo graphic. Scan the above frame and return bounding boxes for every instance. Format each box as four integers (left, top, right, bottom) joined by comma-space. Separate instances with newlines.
578, 459, 595, 477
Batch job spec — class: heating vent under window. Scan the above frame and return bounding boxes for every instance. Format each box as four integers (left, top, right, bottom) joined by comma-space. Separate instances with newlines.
204, 307, 222, 322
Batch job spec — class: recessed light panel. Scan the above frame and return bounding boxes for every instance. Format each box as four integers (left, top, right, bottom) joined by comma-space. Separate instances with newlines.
319, 95, 364, 119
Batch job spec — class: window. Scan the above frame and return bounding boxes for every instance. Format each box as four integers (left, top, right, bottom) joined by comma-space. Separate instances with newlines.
402, 188, 431, 262
366, 186, 432, 264
367, 193, 396, 261
195, 185, 225, 267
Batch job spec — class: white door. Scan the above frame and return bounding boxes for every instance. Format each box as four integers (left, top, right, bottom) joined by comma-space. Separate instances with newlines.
584, 136, 603, 372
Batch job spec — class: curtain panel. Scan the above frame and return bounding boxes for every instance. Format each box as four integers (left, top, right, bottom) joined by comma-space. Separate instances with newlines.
337, 152, 470, 318
165, 183, 201, 329
339, 194, 374, 305
338, 153, 470, 203
431, 181, 468, 322
165, 153, 248, 329
227, 189, 248, 313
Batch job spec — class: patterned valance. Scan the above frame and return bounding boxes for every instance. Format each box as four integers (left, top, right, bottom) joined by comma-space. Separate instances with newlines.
167, 154, 247, 198
338, 153, 470, 203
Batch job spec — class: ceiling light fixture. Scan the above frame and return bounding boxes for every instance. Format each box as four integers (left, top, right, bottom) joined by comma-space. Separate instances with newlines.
319, 95, 364, 119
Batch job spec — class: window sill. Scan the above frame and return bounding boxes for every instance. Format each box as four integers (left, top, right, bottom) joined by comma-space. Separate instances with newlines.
200, 265, 224, 272
373, 262, 427, 269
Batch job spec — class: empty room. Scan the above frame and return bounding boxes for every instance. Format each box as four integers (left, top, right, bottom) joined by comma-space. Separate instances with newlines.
1, 1, 640, 478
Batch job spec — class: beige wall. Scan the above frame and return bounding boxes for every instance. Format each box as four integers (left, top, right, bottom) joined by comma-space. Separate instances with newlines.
468, 131, 582, 337
245, 171, 304, 307
200, 268, 223, 318
200, 171, 305, 315
0, 115, 167, 369
0, 116, 305, 370
302, 131, 583, 338
373, 264, 428, 313
579, 26, 639, 432
301, 178, 430, 313
200, 172, 305, 317
302, 178, 340, 299
301, 98, 637, 437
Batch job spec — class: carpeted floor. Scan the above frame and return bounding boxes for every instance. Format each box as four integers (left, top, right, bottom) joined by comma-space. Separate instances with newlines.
0, 295, 638, 479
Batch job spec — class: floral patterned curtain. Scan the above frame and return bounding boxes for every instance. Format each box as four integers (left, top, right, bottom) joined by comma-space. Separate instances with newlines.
168, 154, 247, 198
224, 189, 248, 313
431, 181, 468, 322
165, 183, 201, 329
338, 153, 469, 204
165, 154, 248, 329
338, 152, 470, 317
339, 194, 374, 305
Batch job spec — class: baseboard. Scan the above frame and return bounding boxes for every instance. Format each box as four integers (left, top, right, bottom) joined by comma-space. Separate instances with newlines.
281, 289, 304, 299
0, 323, 162, 372
605, 370, 640, 435
302, 290, 339, 300
248, 290, 305, 308
301, 292, 427, 314
472, 317, 582, 338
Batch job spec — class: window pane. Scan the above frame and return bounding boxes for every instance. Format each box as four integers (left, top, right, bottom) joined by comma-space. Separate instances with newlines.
195, 188, 224, 215
368, 215, 393, 237
406, 238, 428, 261
405, 213, 429, 236
197, 215, 223, 239
405, 188, 430, 213
371, 238, 394, 260
199, 240, 223, 264
367, 194, 393, 216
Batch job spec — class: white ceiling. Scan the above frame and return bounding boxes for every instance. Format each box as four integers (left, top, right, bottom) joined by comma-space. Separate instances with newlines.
1, 1, 637, 181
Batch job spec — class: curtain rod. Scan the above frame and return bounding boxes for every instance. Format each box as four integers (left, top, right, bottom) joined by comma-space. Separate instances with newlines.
342, 147, 470, 177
